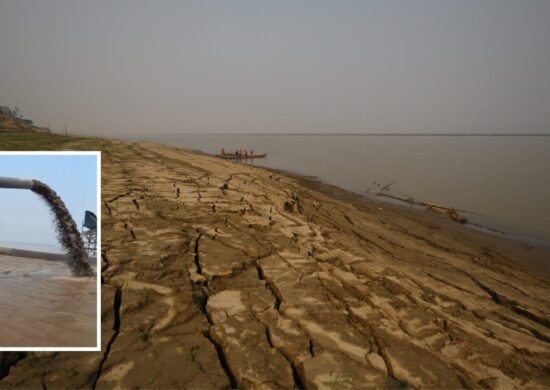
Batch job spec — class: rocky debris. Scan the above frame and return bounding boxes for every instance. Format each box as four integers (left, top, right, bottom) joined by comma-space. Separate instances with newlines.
1, 139, 549, 389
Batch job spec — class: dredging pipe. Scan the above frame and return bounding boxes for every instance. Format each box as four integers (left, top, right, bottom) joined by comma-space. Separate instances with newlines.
0, 176, 94, 277
0, 177, 33, 190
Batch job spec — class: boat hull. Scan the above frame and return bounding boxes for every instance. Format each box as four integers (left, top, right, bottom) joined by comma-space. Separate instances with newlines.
217, 153, 267, 160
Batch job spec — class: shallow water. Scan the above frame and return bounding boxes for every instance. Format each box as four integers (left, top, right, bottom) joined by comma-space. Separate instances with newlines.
0, 241, 64, 253
135, 134, 550, 243
0, 255, 96, 347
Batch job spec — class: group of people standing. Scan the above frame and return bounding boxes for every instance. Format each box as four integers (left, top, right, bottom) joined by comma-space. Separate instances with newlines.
220, 148, 254, 158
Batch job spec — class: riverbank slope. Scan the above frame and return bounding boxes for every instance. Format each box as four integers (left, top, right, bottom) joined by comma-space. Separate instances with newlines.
1, 134, 549, 389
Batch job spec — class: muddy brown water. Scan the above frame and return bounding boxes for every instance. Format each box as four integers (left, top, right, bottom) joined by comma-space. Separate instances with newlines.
0, 255, 96, 347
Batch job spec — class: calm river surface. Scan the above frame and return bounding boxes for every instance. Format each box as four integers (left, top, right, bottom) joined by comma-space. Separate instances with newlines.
134, 134, 550, 244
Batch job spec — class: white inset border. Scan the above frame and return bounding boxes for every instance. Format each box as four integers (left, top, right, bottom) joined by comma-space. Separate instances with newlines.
0, 151, 101, 351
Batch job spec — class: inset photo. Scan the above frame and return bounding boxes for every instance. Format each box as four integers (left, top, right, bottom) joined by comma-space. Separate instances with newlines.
0, 152, 100, 351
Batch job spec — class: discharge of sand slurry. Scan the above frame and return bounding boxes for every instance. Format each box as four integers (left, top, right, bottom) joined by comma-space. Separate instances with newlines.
0, 255, 96, 347
30, 180, 94, 277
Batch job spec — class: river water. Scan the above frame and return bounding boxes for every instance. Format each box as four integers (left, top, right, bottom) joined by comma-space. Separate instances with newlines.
135, 134, 550, 244
0, 254, 96, 347
0, 241, 64, 253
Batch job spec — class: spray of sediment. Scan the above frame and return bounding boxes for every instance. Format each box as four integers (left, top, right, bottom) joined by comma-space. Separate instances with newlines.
30, 180, 95, 277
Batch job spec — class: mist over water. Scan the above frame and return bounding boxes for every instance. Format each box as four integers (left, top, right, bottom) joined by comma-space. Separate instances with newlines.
137, 134, 550, 243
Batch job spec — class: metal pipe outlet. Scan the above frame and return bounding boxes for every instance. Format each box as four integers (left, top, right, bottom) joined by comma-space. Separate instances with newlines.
0, 176, 95, 277
0, 176, 34, 190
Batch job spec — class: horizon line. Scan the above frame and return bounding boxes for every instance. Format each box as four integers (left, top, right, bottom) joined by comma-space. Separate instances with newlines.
142, 132, 550, 137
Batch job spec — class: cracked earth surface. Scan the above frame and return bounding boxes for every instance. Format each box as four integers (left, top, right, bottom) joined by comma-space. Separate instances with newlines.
1, 139, 549, 389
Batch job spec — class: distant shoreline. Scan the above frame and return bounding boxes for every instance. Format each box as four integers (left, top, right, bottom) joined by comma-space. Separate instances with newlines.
2, 131, 550, 387
251, 159, 550, 249
137, 134, 550, 245
0, 241, 64, 254
149, 132, 550, 137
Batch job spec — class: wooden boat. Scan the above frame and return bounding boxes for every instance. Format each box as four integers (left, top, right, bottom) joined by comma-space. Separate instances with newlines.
217, 153, 267, 160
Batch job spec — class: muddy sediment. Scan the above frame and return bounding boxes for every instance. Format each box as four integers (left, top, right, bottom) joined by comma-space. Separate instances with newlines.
0, 139, 549, 389
31, 180, 94, 277
0, 254, 97, 347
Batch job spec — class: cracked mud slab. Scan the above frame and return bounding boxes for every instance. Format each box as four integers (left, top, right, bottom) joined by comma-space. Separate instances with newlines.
1, 138, 549, 389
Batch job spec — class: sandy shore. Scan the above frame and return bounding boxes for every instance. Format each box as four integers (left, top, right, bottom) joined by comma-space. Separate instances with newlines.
1, 138, 549, 389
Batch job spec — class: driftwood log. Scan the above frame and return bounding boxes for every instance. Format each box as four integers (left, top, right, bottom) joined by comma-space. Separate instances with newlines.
366, 182, 467, 224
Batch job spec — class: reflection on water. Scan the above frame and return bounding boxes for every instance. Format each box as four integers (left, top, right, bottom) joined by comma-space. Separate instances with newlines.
138, 134, 550, 243
0, 255, 96, 347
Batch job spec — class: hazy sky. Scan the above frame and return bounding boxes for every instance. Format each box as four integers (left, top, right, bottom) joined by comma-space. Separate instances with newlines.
0, 154, 98, 250
0, 0, 549, 135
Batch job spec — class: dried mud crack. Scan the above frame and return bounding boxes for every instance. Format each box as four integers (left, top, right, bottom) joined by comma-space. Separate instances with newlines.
1, 139, 549, 389
190, 232, 238, 388
91, 288, 122, 389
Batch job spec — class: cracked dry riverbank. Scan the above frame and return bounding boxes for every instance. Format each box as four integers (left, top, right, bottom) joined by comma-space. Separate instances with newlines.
1, 139, 549, 389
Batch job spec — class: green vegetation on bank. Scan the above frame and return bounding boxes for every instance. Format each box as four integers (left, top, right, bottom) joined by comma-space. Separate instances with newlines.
0, 130, 82, 150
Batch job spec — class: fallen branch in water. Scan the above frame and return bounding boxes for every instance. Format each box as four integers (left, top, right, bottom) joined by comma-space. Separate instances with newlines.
365, 181, 467, 224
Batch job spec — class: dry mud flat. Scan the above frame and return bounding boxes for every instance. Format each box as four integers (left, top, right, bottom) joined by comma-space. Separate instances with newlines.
1, 139, 549, 389
0, 255, 96, 347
